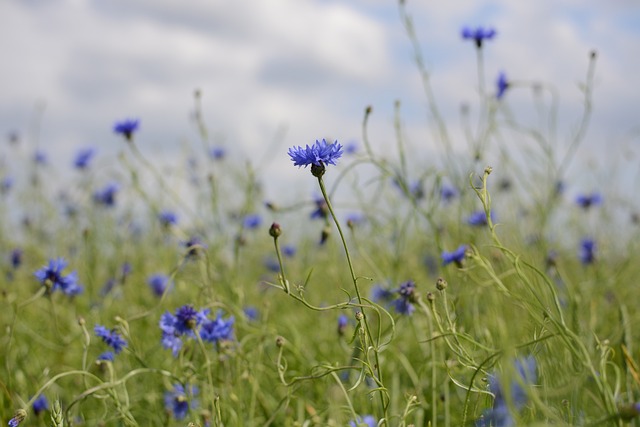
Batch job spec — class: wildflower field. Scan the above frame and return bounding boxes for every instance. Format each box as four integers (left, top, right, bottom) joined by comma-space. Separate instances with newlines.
3, 5, 640, 427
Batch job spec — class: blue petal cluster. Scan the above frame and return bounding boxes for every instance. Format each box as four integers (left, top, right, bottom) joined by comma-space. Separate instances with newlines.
477, 356, 537, 427
159, 305, 235, 357
579, 238, 596, 265
575, 192, 602, 209
393, 280, 417, 316
349, 415, 377, 427
74, 147, 96, 169
113, 119, 139, 140
93, 182, 119, 207
467, 210, 495, 226
164, 383, 198, 420
243, 213, 262, 229
147, 273, 171, 297
462, 26, 497, 48
442, 245, 468, 266
34, 258, 83, 295
158, 210, 178, 227
32, 394, 49, 416
288, 139, 343, 168
496, 72, 509, 99
440, 184, 458, 202
94, 324, 128, 354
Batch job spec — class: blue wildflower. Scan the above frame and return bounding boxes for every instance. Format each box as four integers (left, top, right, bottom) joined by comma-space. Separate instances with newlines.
264, 257, 280, 272
467, 210, 494, 226
349, 415, 377, 427
344, 141, 358, 154
346, 213, 366, 228
158, 210, 178, 227
209, 146, 226, 160
575, 193, 602, 209
174, 305, 209, 335
147, 274, 171, 297
94, 324, 127, 354
34, 258, 83, 295
113, 119, 139, 141
243, 213, 262, 229
442, 245, 468, 267
477, 356, 537, 427
7, 409, 26, 427
74, 147, 96, 169
32, 395, 49, 416
337, 314, 348, 336
462, 26, 497, 48
288, 139, 343, 176
496, 72, 509, 99
200, 311, 235, 344
440, 184, 458, 202
310, 197, 328, 219
1, 176, 14, 194
93, 182, 119, 207
164, 384, 198, 421
183, 236, 206, 258
243, 306, 259, 321
393, 280, 417, 315
282, 244, 297, 257
33, 150, 48, 165
579, 238, 596, 265
10, 248, 22, 269
98, 351, 115, 362
371, 285, 395, 304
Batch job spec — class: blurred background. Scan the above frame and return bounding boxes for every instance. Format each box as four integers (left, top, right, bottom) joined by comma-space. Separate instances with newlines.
1, 0, 639, 200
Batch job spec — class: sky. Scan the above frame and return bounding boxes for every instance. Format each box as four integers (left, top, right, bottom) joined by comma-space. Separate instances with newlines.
1, 0, 639, 203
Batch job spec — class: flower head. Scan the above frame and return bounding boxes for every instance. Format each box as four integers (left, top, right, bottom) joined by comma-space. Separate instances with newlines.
243, 213, 262, 229
462, 26, 497, 48
393, 280, 417, 315
33, 150, 48, 165
575, 192, 602, 209
496, 72, 509, 99
442, 245, 468, 266
243, 306, 259, 321
34, 257, 83, 295
209, 146, 226, 160
288, 139, 343, 176
7, 409, 27, 427
579, 238, 596, 265
158, 210, 178, 227
94, 325, 127, 354
10, 248, 23, 269
310, 197, 329, 219
74, 147, 96, 170
164, 383, 198, 420
440, 184, 458, 202
93, 182, 119, 207
349, 415, 377, 427
147, 273, 171, 297
98, 351, 114, 362
200, 311, 235, 344
113, 119, 139, 141
467, 210, 495, 226
32, 395, 49, 416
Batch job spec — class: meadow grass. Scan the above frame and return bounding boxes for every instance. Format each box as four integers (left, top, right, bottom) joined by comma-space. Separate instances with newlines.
2, 5, 640, 427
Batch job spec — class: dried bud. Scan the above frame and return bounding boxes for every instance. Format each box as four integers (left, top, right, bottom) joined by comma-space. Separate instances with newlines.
426, 292, 435, 302
355, 311, 364, 321
275, 336, 285, 348
435, 277, 448, 291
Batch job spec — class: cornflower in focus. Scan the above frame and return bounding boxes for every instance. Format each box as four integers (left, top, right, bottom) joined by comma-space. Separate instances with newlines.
288, 139, 343, 177
113, 118, 139, 141
94, 324, 127, 354
34, 257, 83, 295
164, 383, 198, 420
462, 26, 497, 48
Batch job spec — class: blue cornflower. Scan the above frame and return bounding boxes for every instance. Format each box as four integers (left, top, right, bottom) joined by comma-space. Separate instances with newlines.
10, 248, 22, 269
7, 409, 26, 427
393, 280, 417, 315
200, 311, 235, 344
462, 26, 497, 48
164, 383, 198, 421
93, 182, 119, 207
209, 146, 226, 160
113, 119, 139, 141
288, 139, 343, 175
477, 356, 537, 427
94, 324, 127, 354
337, 314, 348, 336
349, 415, 377, 427
243, 213, 262, 229
496, 72, 509, 99
264, 257, 280, 272
579, 238, 596, 265
33, 150, 48, 165
467, 210, 495, 226
183, 236, 206, 258
158, 210, 178, 227
159, 305, 210, 356
34, 257, 83, 295
243, 306, 259, 321
371, 285, 395, 304
97, 351, 114, 362
147, 273, 171, 297
282, 244, 297, 257
575, 192, 602, 209
344, 141, 358, 154
310, 197, 328, 219
32, 394, 49, 416
346, 213, 366, 228
440, 184, 458, 202
74, 147, 96, 169
1, 176, 14, 194
442, 245, 468, 266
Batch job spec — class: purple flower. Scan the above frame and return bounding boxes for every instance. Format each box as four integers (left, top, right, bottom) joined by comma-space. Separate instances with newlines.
33, 150, 48, 165
288, 139, 343, 171
462, 26, 497, 48
147, 274, 171, 297
74, 147, 96, 169
496, 72, 509, 99
337, 314, 348, 336
467, 210, 495, 226
282, 245, 297, 257
7, 409, 26, 427
349, 415, 377, 427
158, 210, 178, 227
183, 236, 206, 258
243, 213, 262, 229
310, 197, 329, 219
1, 176, 14, 194
164, 383, 198, 420
442, 245, 467, 266
575, 193, 602, 209
579, 238, 596, 265
160, 305, 210, 356
10, 248, 22, 269
113, 119, 139, 140
93, 182, 119, 207
32, 394, 49, 415
94, 324, 127, 354
200, 311, 235, 344
371, 285, 395, 304
98, 351, 114, 362
440, 184, 458, 202
209, 146, 226, 160
34, 257, 83, 295
243, 306, 259, 321
393, 280, 417, 315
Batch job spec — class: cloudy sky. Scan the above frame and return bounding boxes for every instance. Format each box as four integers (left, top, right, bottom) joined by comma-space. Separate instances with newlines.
1, 0, 639, 200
